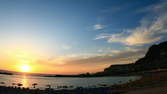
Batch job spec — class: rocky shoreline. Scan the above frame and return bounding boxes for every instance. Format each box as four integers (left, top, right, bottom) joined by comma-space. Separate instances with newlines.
0, 86, 114, 94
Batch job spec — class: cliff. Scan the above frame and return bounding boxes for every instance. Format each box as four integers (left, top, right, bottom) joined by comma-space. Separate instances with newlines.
102, 41, 167, 75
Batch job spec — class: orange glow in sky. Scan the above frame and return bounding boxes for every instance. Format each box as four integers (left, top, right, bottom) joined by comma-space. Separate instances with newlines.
0, 49, 107, 74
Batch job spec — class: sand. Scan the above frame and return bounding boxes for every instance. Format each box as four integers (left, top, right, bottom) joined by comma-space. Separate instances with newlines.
124, 86, 167, 94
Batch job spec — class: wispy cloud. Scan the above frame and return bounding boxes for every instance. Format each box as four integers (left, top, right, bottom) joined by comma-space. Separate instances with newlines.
98, 47, 147, 56
96, 1, 167, 46
93, 24, 104, 30
139, 1, 167, 14
38, 47, 147, 74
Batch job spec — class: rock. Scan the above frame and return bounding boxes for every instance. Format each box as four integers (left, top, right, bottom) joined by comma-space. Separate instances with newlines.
102, 41, 167, 75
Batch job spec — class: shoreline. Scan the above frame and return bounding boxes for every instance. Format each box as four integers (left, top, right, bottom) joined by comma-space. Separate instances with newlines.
0, 86, 112, 94
109, 71, 167, 94
0, 71, 167, 94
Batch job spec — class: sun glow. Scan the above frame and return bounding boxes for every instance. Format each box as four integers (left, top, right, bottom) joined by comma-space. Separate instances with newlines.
19, 65, 30, 72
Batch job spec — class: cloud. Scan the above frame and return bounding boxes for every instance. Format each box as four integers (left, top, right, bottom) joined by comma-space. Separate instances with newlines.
98, 47, 147, 56
40, 47, 147, 69
95, 1, 167, 46
93, 24, 104, 30
139, 1, 167, 14
36, 45, 148, 74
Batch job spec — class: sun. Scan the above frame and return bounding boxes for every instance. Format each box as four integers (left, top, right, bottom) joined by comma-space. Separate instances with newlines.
19, 65, 30, 72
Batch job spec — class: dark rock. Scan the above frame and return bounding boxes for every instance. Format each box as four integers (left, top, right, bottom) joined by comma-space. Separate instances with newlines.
102, 41, 167, 75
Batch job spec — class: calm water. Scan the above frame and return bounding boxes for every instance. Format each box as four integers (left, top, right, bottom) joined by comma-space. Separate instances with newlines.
0, 74, 140, 89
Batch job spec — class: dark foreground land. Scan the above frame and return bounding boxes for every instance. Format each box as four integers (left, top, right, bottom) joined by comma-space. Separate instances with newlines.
0, 86, 112, 94
0, 86, 117, 94
113, 71, 167, 94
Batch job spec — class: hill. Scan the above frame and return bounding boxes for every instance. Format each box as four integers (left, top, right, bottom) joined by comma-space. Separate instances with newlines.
95, 41, 167, 76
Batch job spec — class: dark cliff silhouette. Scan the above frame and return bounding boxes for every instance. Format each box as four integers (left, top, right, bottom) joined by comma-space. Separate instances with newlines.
96, 41, 167, 76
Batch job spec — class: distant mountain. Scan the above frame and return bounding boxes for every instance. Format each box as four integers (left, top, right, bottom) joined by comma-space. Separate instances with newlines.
0, 70, 13, 75
0, 69, 47, 76
95, 41, 167, 76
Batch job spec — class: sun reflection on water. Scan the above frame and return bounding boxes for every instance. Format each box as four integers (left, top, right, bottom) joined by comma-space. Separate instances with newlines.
21, 75, 28, 88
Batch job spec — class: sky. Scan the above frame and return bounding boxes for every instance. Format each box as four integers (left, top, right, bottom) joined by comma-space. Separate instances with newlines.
0, 0, 167, 74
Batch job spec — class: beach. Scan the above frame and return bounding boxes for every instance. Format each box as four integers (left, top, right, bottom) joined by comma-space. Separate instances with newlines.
117, 71, 167, 94
124, 86, 167, 94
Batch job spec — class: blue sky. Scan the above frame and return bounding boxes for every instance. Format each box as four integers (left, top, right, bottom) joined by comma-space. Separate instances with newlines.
0, 0, 167, 74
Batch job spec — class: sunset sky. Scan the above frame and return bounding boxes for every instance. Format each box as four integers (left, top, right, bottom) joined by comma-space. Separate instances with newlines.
0, 0, 167, 74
